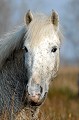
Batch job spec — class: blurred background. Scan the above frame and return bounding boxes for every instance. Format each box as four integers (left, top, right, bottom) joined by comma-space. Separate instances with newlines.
0, 0, 79, 65
0, 0, 79, 119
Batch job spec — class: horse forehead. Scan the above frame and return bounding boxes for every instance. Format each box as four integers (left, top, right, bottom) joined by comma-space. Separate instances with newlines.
30, 24, 54, 46
33, 33, 59, 51
25, 24, 59, 49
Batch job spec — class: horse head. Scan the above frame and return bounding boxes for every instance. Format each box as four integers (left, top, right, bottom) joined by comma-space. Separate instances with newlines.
23, 10, 61, 107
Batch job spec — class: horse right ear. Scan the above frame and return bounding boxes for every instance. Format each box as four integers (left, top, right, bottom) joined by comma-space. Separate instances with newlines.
24, 10, 33, 25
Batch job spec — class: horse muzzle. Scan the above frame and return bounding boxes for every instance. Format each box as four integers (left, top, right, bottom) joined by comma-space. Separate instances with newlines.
26, 83, 47, 106
29, 92, 47, 107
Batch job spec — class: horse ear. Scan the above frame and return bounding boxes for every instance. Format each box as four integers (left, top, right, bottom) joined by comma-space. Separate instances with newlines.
24, 10, 33, 25
51, 10, 59, 31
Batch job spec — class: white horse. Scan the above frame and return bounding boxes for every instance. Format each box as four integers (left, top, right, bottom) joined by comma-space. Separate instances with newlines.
0, 10, 61, 120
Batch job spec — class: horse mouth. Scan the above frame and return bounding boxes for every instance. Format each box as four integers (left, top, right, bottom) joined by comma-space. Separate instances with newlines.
23, 92, 47, 107
29, 93, 47, 107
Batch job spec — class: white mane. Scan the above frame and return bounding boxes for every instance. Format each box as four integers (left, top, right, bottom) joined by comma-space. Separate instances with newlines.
0, 25, 27, 69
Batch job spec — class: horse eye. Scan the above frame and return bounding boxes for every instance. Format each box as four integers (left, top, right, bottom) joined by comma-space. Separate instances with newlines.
51, 46, 57, 53
24, 47, 28, 52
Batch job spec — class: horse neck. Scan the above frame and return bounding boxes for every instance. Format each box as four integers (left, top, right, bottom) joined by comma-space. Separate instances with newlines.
2, 49, 25, 80
0, 49, 27, 113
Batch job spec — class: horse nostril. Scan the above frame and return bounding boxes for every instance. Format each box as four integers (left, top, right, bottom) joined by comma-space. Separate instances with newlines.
40, 86, 43, 94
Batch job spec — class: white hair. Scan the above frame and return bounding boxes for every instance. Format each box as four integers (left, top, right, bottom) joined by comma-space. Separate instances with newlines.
0, 25, 26, 69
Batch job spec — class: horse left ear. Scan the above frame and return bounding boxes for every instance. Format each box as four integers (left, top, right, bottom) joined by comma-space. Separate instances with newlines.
51, 10, 59, 31
24, 10, 33, 25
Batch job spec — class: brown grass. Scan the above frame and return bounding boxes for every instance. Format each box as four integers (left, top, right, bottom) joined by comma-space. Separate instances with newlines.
1, 66, 79, 120
39, 66, 79, 120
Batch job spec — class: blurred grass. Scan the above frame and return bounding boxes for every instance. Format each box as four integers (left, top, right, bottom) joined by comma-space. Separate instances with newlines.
39, 66, 79, 120
48, 87, 77, 100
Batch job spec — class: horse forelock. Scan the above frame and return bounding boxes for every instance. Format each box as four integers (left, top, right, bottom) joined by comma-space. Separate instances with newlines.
24, 13, 62, 48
